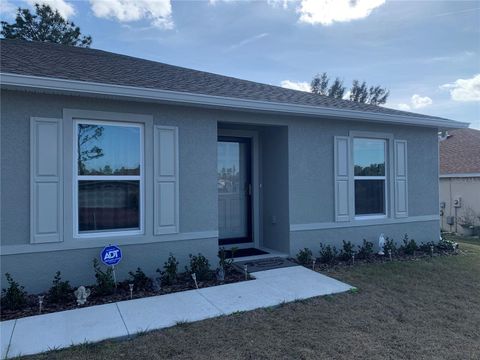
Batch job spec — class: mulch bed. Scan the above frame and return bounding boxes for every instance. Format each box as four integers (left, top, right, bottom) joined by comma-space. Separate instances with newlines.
293, 247, 462, 272
1, 267, 250, 321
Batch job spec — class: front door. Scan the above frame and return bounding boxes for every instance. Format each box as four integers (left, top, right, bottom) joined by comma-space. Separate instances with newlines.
217, 137, 252, 245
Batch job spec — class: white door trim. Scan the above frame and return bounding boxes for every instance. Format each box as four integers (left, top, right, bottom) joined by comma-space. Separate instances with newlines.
217, 129, 261, 249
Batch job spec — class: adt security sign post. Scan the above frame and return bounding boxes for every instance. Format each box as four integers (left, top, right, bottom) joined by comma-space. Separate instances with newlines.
101, 245, 122, 291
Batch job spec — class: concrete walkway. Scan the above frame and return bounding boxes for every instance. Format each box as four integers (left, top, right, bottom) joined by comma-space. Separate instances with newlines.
1, 266, 353, 359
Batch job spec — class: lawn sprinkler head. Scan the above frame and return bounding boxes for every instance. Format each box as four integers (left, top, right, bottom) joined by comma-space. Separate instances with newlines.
191, 273, 198, 289
38, 295, 44, 314
129, 283, 134, 299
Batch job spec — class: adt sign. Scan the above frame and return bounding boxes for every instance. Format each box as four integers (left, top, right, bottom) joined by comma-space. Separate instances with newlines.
101, 245, 122, 266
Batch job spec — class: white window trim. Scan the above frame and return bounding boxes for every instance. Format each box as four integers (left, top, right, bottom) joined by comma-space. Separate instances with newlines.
350, 133, 393, 221
73, 119, 145, 238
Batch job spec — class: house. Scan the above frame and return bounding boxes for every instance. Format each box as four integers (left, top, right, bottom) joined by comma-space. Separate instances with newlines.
0, 39, 468, 292
439, 128, 480, 235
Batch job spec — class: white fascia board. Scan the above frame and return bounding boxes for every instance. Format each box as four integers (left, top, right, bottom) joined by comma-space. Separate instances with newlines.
1, 72, 469, 129
440, 173, 480, 178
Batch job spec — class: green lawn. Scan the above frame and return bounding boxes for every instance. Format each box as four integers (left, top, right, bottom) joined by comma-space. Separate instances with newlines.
24, 237, 480, 360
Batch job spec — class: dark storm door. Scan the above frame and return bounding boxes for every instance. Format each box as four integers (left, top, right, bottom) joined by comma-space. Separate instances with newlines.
217, 137, 252, 245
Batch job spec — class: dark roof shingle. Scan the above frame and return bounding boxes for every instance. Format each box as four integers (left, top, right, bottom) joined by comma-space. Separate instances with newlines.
0, 39, 454, 122
440, 128, 480, 175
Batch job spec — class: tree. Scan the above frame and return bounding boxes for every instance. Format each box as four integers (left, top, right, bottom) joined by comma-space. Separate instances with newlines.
328, 77, 346, 99
310, 72, 329, 96
311, 72, 389, 105
1, 4, 92, 47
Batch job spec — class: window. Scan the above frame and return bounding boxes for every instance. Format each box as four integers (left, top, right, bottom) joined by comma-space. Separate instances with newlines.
353, 138, 386, 218
74, 120, 143, 236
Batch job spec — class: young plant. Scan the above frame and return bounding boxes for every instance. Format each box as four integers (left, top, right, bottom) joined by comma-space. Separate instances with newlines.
319, 243, 338, 264
418, 241, 436, 253
48, 271, 73, 303
157, 253, 179, 285
92, 258, 115, 296
356, 239, 374, 260
339, 241, 355, 262
218, 247, 235, 270
186, 253, 211, 281
400, 234, 418, 255
383, 237, 397, 255
296, 248, 313, 265
128, 268, 152, 292
1, 273, 27, 310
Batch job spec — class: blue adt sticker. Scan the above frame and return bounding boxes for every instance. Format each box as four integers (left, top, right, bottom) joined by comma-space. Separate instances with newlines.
101, 245, 122, 266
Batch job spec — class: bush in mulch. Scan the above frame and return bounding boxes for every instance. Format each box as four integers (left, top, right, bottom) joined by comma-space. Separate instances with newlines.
0, 253, 251, 322
294, 234, 461, 271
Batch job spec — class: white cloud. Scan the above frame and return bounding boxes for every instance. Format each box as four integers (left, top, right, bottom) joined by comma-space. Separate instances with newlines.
397, 103, 411, 111
281, 80, 311, 92
440, 74, 480, 102
25, 0, 75, 18
90, 0, 173, 29
411, 94, 433, 109
296, 0, 386, 26
397, 94, 433, 111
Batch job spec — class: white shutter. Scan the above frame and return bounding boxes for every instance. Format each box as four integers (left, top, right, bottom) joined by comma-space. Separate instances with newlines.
30, 117, 63, 243
394, 140, 408, 218
334, 136, 351, 222
154, 126, 179, 234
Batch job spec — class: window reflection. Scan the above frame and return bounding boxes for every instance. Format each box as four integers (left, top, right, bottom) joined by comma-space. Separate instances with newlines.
217, 142, 240, 193
353, 138, 385, 176
78, 124, 140, 175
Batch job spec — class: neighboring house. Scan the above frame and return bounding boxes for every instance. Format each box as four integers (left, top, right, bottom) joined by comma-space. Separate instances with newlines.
439, 128, 480, 235
0, 39, 468, 292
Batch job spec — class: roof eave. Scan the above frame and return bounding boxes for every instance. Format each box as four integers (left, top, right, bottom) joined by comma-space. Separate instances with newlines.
0, 72, 469, 129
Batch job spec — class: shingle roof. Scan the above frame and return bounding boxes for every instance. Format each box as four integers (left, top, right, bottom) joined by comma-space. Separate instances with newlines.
0, 39, 455, 123
440, 128, 480, 175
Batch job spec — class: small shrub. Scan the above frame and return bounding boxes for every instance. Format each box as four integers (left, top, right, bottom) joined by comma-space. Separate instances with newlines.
218, 247, 235, 270
1, 273, 27, 310
186, 253, 211, 281
48, 271, 73, 303
400, 234, 418, 255
296, 248, 313, 265
93, 258, 115, 296
128, 268, 152, 291
356, 239, 374, 260
418, 241, 436, 253
158, 253, 179, 285
383, 237, 397, 255
319, 243, 338, 264
438, 238, 458, 251
339, 241, 355, 261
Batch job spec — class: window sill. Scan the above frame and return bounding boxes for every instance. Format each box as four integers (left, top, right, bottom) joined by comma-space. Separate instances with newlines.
354, 215, 387, 221
74, 229, 144, 239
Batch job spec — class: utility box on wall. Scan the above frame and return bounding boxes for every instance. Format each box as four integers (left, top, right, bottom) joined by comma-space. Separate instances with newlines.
446, 216, 455, 225
453, 197, 462, 208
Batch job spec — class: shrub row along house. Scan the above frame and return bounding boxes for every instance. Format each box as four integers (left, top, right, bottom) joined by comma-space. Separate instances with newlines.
0, 39, 468, 292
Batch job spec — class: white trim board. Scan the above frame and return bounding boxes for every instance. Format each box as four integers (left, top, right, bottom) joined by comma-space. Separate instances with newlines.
290, 215, 439, 232
440, 173, 480, 178
1, 73, 468, 130
0, 231, 219, 256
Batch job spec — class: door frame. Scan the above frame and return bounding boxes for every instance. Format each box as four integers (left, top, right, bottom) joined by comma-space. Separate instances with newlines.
217, 129, 260, 249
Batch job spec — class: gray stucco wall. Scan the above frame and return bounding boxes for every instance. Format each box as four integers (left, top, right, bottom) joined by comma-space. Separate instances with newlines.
1, 89, 441, 291
287, 118, 439, 225
261, 126, 290, 253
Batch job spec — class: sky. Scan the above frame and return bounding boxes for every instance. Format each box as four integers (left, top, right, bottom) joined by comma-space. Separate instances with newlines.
1, 0, 479, 129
